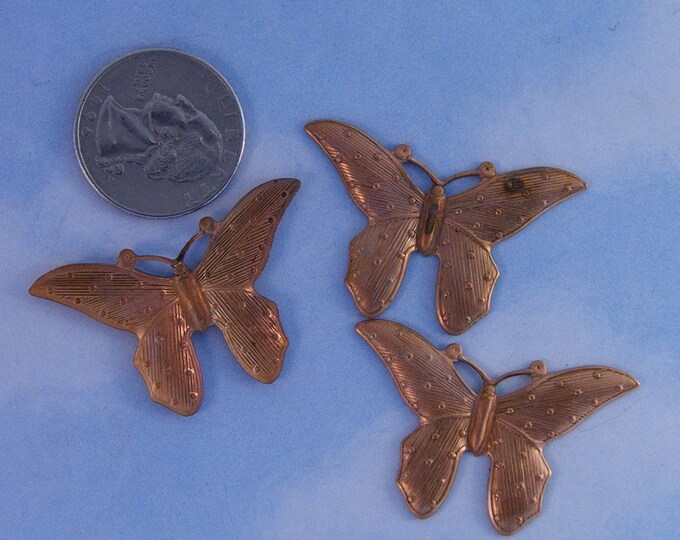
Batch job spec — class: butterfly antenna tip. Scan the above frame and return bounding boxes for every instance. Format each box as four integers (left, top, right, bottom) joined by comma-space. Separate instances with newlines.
393, 144, 412, 161
444, 343, 463, 360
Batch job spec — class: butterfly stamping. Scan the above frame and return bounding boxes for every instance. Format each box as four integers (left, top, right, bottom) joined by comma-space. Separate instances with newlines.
29, 178, 300, 415
306, 120, 587, 334
357, 319, 638, 535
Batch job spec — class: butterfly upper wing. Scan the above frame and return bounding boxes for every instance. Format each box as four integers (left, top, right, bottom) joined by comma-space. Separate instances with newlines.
357, 320, 476, 420
306, 120, 424, 317
435, 225, 499, 334
29, 263, 177, 335
446, 167, 587, 245
195, 179, 300, 288
486, 366, 638, 533
194, 179, 299, 383
30, 263, 204, 415
305, 120, 424, 220
356, 320, 476, 518
496, 366, 639, 444
133, 302, 203, 415
486, 422, 550, 535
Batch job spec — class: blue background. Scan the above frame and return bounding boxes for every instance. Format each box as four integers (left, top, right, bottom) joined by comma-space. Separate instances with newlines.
1, 1, 678, 538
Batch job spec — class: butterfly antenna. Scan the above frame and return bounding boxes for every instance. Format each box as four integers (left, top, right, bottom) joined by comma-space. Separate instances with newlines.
441, 162, 496, 186
491, 361, 547, 385
406, 156, 444, 186
176, 217, 216, 263
444, 344, 492, 384
441, 169, 481, 186
458, 355, 493, 384
175, 230, 205, 263
131, 254, 179, 268
392, 144, 444, 186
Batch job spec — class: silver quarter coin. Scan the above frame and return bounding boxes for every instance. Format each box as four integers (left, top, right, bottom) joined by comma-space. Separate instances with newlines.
75, 48, 245, 218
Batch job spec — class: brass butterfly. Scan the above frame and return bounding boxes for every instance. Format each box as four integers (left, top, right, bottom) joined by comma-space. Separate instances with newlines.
306, 120, 587, 334
357, 319, 638, 535
29, 179, 300, 415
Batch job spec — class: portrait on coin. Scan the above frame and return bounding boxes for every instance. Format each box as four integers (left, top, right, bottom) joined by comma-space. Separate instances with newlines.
95, 92, 224, 183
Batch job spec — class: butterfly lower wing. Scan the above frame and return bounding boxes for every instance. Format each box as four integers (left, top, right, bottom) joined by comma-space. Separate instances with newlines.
399, 417, 470, 518
194, 178, 300, 288
357, 320, 474, 518
436, 225, 499, 334
29, 263, 176, 335
305, 120, 424, 219
496, 367, 639, 444
446, 167, 586, 245
486, 422, 550, 534
133, 302, 203, 415
204, 289, 287, 383
347, 218, 419, 317
356, 320, 475, 419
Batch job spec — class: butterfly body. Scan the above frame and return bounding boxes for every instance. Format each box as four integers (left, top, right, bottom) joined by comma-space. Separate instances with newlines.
172, 266, 212, 332
416, 185, 446, 256
356, 320, 638, 534
30, 178, 300, 415
306, 120, 587, 334
468, 383, 497, 456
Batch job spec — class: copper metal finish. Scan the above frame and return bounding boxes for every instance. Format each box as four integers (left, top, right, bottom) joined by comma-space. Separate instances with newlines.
29, 178, 300, 416
306, 120, 587, 334
356, 319, 639, 535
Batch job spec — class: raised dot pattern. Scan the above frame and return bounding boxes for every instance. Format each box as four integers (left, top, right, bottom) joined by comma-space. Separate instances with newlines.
195, 179, 300, 288
133, 302, 203, 416
357, 320, 476, 420
436, 225, 499, 334
496, 367, 638, 444
445, 167, 586, 245
305, 121, 425, 219
29, 264, 176, 333
487, 422, 550, 535
205, 288, 287, 383
398, 416, 469, 518
346, 218, 419, 317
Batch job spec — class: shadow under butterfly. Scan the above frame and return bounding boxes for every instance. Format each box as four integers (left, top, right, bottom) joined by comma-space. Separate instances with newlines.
357, 319, 638, 535
306, 120, 587, 334
29, 178, 300, 415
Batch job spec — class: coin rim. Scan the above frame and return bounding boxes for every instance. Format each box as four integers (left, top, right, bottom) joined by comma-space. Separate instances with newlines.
73, 47, 246, 219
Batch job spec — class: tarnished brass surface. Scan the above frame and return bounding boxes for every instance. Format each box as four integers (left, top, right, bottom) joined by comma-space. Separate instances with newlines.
29, 179, 300, 415
306, 120, 587, 334
356, 319, 638, 535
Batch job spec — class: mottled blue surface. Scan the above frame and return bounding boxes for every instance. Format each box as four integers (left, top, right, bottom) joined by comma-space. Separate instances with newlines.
1, 1, 678, 538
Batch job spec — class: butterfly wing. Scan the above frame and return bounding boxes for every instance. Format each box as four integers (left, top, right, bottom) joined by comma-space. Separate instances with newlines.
435, 225, 499, 334
446, 167, 587, 245
356, 320, 476, 517
486, 366, 638, 533
435, 167, 585, 335
29, 263, 176, 334
305, 120, 425, 219
347, 218, 419, 317
194, 178, 299, 383
306, 120, 424, 317
496, 366, 639, 444
29, 263, 203, 415
203, 289, 285, 383
134, 302, 203, 415
398, 416, 470, 518
486, 422, 550, 535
